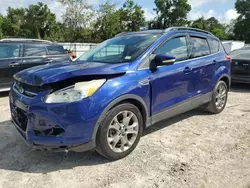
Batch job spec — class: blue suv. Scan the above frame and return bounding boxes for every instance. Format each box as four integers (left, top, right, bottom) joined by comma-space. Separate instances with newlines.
9, 27, 231, 160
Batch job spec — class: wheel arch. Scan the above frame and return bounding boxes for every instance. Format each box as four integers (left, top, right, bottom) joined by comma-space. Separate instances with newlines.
92, 94, 150, 141
218, 74, 231, 90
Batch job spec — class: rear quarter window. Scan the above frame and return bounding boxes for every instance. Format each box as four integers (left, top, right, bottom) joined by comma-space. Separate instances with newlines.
190, 37, 210, 58
208, 39, 220, 54
47, 45, 66, 55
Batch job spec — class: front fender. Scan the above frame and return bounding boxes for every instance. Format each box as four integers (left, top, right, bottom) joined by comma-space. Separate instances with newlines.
91, 94, 150, 140
90, 71, 152, 140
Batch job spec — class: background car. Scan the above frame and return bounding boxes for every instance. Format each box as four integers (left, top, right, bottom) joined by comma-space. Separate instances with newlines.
0, 39, 71, 92
229, 46, 250, 84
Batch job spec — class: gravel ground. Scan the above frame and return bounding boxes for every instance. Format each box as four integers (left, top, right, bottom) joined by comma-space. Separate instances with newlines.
0, 83, 250, 188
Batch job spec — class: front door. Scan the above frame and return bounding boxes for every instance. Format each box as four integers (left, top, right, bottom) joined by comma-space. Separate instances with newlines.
150, 35, 196, 123
0, 43, 22, 89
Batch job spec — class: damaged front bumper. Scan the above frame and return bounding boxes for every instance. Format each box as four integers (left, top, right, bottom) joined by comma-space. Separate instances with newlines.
9, 86, 100, 153
11, 118, 95, 152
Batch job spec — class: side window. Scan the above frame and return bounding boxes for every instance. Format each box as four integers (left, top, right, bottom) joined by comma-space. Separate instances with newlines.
47, 45, 66, 55
155, 36, 189, 62
0, 44, 20, 58
208, 39, 220, 54
24, 45, 47, 57
190, 37, 210, 58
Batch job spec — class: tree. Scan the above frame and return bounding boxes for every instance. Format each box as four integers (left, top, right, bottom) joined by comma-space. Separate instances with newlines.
58, 0, 94, 42
1, 3, 59, 40
0, 15, 3, 39
119, 0, 146, 32
225, 19, 237, 40
2, 7, 26, 37
94, 1, 122, 41
191, 17, 229, 40
44, 22, 67, 42
149, 0, 191, 29
234, 0, 250, 42
191, 17, 209, 31
25, 2, 57, 39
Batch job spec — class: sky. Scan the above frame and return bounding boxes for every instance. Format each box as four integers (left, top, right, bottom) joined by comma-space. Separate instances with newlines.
0, 0, 239, 24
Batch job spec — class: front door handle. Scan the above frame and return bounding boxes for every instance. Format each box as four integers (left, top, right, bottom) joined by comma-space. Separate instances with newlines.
183, 67, 192, 74
9, 62, 20, 67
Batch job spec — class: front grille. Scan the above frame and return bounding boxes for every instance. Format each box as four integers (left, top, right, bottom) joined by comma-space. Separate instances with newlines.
13, 81, 51, 98
12, 106, 28, 131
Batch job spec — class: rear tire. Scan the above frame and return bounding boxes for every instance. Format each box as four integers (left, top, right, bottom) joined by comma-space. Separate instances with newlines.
96, 103, 143, 160
206, 80, 228, 114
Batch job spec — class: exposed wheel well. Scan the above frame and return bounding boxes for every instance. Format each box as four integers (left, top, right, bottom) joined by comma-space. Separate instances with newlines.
219, 76, 230, 90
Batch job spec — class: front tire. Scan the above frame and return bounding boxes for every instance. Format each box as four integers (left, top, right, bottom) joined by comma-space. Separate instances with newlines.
96, 103, 143, 160
206, 80, 228, 114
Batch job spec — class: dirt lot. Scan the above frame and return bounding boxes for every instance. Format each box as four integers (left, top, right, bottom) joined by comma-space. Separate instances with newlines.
0, 84, 250, 188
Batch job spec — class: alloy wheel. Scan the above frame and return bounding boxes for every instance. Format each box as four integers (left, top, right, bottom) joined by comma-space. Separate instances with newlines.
215, 84, 227, 110
107, 111, 139, 153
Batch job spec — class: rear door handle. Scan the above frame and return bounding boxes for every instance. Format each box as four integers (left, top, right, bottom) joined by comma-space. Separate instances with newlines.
212, 60, 217, 65
9, 62, 20, 67
183, 67, 192, 74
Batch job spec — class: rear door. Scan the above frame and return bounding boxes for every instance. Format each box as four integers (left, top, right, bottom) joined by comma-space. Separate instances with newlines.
188, 35, 215, 96
46, 45, 71, 63
0, 43, 22, 88
20, 44, 48, 71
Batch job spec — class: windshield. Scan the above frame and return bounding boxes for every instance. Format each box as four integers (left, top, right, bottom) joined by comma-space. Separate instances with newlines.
77, 34, 161, 64
229, 47, 250, 60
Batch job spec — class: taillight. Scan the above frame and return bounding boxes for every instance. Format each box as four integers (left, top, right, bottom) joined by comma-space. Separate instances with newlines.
226, 55, 232, 63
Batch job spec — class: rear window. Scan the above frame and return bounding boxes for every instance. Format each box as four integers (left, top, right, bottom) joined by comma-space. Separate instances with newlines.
190, 37, 210, 58
47, 45, 66, 55
0, 43, 20, 58
24, 45, 47, 57
208, 39, 220, 54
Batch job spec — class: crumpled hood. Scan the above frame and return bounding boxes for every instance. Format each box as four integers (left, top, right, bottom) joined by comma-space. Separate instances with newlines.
14, 61, 130, 86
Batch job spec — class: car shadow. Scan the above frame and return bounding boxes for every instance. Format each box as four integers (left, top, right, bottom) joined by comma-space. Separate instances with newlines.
143, 109, 206, 136
0, 91, 9, 97
0, 108, 208, 174
0, 120, 110, 174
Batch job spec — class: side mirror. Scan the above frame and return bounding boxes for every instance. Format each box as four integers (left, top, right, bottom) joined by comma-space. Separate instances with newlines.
154, 54, 176, 67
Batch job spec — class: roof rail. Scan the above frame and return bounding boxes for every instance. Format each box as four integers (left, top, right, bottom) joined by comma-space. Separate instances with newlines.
0, 38, 53, 43
165, 27, 213, 35
115, 30, 165, 37
115, 32, 128, 37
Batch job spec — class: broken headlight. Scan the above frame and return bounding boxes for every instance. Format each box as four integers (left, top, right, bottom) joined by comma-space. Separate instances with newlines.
45, 79, 106, 103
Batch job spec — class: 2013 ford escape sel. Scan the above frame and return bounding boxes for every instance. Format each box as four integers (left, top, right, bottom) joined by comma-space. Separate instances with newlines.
9, 27, 231, 160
